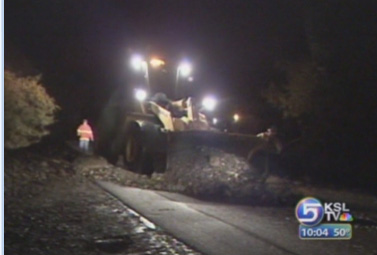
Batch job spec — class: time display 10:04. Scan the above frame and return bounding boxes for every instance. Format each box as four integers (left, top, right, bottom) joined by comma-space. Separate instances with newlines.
299, 224, 352, 240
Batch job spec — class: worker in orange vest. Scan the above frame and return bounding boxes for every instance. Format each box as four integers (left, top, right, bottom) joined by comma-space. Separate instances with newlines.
77, 119, 94, 152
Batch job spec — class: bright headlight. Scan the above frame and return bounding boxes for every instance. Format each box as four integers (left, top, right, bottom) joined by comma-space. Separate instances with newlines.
131, 55, 144, 71
202, 96, 217, 111
135, 88, 147, 102
178, 62, 192, 77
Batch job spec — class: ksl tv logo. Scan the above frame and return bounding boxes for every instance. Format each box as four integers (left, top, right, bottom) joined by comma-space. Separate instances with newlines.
295, 197, 353, 226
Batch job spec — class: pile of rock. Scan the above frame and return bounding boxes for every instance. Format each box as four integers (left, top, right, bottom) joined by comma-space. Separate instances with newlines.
71, 146, 300, 206
165, 146, 300, 205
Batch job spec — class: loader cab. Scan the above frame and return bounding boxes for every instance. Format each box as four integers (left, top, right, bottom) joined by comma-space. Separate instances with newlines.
132, 87, 210, 132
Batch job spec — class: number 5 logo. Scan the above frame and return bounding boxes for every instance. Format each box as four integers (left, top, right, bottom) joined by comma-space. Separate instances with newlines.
296, 198, 324, 226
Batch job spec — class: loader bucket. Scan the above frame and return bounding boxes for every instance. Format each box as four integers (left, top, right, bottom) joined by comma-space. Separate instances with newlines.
164, 131, 279, 199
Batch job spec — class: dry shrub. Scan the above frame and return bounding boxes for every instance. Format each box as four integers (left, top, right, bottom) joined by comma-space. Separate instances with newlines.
4, 70, 59, 149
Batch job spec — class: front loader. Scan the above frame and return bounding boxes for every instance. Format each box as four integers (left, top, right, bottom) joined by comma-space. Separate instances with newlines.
96, 89, 280, 185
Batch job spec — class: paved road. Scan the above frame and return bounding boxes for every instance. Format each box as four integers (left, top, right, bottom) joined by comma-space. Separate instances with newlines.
97, 181, 377, 255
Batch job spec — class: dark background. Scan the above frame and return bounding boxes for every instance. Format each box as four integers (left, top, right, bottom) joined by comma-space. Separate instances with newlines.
5, 0, 307, 122
5, 0, 377, 190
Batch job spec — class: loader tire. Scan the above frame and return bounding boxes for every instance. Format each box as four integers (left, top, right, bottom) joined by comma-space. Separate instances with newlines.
123, 125, 153, 175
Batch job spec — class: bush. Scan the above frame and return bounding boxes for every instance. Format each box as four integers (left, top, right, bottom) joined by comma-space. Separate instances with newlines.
4, 70, 59, 149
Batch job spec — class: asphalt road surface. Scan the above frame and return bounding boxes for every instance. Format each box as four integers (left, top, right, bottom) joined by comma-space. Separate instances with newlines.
97, 181, 377, 255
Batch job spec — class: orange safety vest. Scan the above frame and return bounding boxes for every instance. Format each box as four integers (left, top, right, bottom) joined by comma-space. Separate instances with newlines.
77, 123, 94, 141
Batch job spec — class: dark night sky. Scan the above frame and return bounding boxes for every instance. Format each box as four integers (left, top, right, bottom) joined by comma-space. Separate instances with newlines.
4, 0, 376, 125
5, 1, 307, 109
